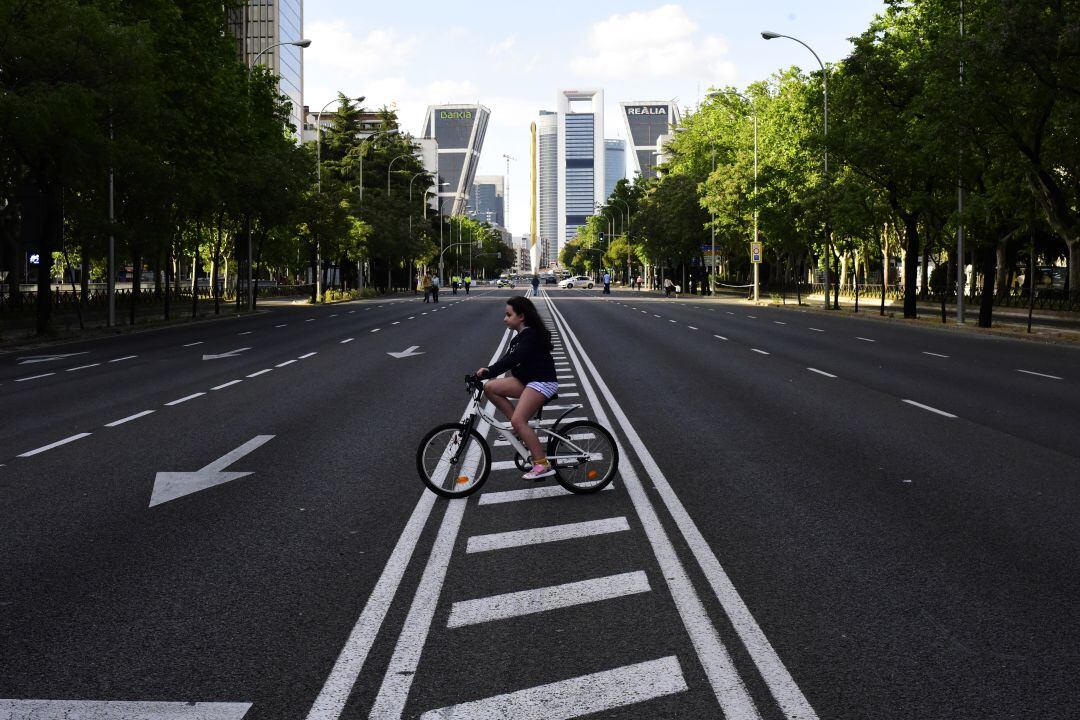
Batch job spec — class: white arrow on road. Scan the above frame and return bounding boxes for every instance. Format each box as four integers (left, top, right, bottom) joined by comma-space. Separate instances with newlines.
149, 435, 273, 507
202, 347, 251, 361
0, 700, 252, 718
16, 351, 88, 365
387, 345, 424, 359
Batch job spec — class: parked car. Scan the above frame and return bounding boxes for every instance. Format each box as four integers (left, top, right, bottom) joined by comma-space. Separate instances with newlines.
559, 275, 594, 289
496, 277, 515, 288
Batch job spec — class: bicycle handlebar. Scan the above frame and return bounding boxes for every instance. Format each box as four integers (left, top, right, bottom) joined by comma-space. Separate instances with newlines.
465, 374, 485, 393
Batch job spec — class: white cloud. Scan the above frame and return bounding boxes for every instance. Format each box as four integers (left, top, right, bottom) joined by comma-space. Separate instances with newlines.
569, 4, 736, 82
305, 20, 420, 78
488, 34, 517, 56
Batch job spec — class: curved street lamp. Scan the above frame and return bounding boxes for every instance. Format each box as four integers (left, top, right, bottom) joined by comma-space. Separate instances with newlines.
251, 38, 312, 67
761, 30, 830, 309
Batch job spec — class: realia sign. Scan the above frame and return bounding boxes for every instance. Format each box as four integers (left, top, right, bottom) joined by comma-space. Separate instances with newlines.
625, 106, 668, 115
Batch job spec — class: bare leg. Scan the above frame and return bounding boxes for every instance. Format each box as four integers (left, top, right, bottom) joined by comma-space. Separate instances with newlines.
483, 377, 523, 423
512, 388, 549, 462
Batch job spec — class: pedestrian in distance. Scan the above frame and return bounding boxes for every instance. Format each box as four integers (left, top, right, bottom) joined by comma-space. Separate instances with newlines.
531, 275, 540, 296
431, 273, 440, 303
452, 274, 460, 295
636, 275, 643, 291
474, 295, 559, 480
464, 274, 472, 295
421, 272, 432, 303
664, 277, 675, 298
602, 271, 611, 294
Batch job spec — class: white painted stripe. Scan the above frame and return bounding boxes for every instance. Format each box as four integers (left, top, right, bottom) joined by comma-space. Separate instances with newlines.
547, 296, 815, 720
774, 321, 787, 325
807, 368, 837, 378
15, 373, 55, 382
751, 349, 770, 355
183, 341, 204, 347
560, 392, 579, 397
688, 326, 698, 330
392, 321, 400, 325
105, 410, 156, 427
902, 399, 957, 418
1016, 369, 1063, 380
330, 314, 338, 317
446, 571, 650, 629
299, 352, 317, 359
559, 383, 578, 388
654, 314, 661, 317
371, 328, 380, 333
478, 483, 614, 505
0, 701, 253, 718
727, 311, 735, 315
19, 432, 92, 457
67, 363, 101, 372
276, 324, 287, 328
809, 327, 824, 332
238, 331, 253, 336
165, 392, 205, 406
466, 517, 630, 554
747, 315, 757, 319
855, 336, 876, 343
714, 335, 728, 341
276, 360, 297, 367
246, 369, 272, 378
306, 318, 316, 323
305, 329, 513, 720
110, 355, 137, 363
348, 310, 355, 314
922, 351, 950, 358
408, 316, 415, 320
669, 319, 677, 323
340, 338, 354, 344
489, 460, 520, 471
212, 380, 242, 390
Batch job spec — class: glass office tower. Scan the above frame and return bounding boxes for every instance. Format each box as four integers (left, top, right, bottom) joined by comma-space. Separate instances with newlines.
422, 105, 491, 216
604, 139, 626, 200
536, 111, 558, 266
557, 89, 605, 253
619, 101, 681, 180
471, 176, 505, 227
229, 0, 305, 133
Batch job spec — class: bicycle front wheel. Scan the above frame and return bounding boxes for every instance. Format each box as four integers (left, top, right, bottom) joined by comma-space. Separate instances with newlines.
416, 423, 491, 498
547, 420, 619, 494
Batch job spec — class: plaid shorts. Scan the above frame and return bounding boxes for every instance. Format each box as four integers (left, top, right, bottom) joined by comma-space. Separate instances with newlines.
525, 381, 559, 399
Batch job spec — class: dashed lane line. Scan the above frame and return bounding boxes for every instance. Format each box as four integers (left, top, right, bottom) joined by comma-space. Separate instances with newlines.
714, 335, 728, 341
809, 327, 824, 332
18, 433, 92, 458
1016, 369, 1063, 380
67, 363, 101, 372
688, 326, 699, 330
922, 351, 949, 358
165, 392, 205, 406
110, 355, 137, 363
238, 331, 253, 336
183, 341, 204, 347
902, 399, 957, 418
212, 380, 242, 390
299, 352, 317, 359
246, 369, 272, 378
751, 349, 770, 355
105, 410, 155, 427
276, 360, 297, 367
855, 337, 876, 343
340, 338, 354, 344
807, 368, 837, 379
774, 321, 787, 325
371, 328, 381, 333
15, 373, 55, 383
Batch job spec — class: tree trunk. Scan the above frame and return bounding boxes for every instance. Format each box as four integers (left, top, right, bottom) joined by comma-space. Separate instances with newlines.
36, 181, 62, 335
130, 245, 140, 326
212, 216, 222, 314
902, 213, 920, 318
192, 223, 200, 319
978, 243, 997, 328
995, 237, 1009, 299
80, 239, 89, 305
919, 240, 931, 299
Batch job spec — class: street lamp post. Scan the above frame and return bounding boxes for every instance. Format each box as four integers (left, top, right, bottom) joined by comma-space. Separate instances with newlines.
762, 30, 829, 309
387, 153, 413, 194
247, 38, 311, 310
611, 198, 630, 284
314, 95, 362, 303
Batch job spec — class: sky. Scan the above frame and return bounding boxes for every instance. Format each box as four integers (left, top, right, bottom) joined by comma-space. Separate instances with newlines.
303, 1, 890, 236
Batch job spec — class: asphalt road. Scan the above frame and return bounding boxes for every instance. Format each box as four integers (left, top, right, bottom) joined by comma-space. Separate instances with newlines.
2, 286, 1078, 719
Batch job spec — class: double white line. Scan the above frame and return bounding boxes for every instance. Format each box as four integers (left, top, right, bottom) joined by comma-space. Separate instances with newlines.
542, 295, 818, 720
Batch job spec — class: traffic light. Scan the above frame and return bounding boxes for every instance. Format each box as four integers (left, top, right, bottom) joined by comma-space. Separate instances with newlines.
599, 231, 605, 244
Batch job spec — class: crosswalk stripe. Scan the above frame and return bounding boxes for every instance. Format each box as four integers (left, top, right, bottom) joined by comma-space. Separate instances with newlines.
478, 483, 614, 505
466, 517, 630, 553
446, 571, 650, 628
419, 656, 687, 720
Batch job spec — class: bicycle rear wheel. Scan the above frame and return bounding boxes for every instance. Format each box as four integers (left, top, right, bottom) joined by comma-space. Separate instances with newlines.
416, 423, 491, 498
547, 420, 619, 494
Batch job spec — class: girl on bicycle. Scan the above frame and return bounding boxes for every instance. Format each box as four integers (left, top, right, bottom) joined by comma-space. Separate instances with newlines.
475, 295, 558, 480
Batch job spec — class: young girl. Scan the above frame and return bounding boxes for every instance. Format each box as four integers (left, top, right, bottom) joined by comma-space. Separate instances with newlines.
475, 295, 559, 480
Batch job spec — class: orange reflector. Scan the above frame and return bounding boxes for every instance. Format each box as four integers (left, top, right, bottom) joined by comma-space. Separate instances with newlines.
457, 476, 470, 485
587, 470, 598, 480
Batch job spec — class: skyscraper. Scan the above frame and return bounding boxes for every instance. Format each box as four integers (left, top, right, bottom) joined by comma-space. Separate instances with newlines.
604, 139, 626, 200
619, 101, 681, 180
229, 0, 306, 133
535, 111, 558, 267
470, 176, 505, 227
557, 89, 605, 255
422, 104, 490, 216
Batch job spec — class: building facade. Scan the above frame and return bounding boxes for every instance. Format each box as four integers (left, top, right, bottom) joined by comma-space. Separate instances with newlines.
422, 104, 490, 216
557, 90, 605, 255
229, 0, 305, 133
619, 101, 681, 180
470, 176, 505, 227
603, 139, 626, 200
535, 111, 559, 268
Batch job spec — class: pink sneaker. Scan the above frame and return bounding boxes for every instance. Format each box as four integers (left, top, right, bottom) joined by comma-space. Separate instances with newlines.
522, 463, 555, 480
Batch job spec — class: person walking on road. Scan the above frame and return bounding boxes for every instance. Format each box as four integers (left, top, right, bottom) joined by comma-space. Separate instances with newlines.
602, 271, 611, 294
451, 274, 460, 294
636, 275, 643, 291
421, 272, 432, 303
464, 274, 472, 295
664, 277, 675, 298
431, 273, 440, 303
531, 275, 540, 296
474, 295, 559, 480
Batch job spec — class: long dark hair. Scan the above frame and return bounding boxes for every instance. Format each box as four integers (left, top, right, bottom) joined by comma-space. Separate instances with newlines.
507, 295, 553, 350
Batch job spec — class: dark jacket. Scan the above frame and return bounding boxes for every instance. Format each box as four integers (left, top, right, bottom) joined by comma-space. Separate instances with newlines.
487, 326, 557, 385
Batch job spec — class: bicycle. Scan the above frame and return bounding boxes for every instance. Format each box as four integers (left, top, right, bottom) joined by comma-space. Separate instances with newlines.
416, 375, 619, 498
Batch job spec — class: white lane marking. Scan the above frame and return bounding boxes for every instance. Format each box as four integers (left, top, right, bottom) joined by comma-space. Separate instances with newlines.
669, 319, 677, 323
299, 352, 317, 359
479, 483, 614, 504
489, 460, 522, 471
446, 571, 650, 629
238, 331, 253, 336
408, 316, 415, 320
246, 369, 272, 378
165, 392, 205, 406
15, 373, 55, 382
19, 433, 92, 457
774, 321, 787, 325
809, 327, 824, 332
348, 310, 355, 314
560, 392, 580, 397
306, 318, 316, 323
466, 517, 630, 554
548, 296, 816, 720
688, 326, 699, 330
0, 701, 252, 718
807, 368, 837, 378
212, 380, 242, 390
922, 351, 950, 358
305, 330, 513, 720
902, 399, 957, 418
559, 383, 578, 387
751, 349, 770, 355
275, 360, 297, 367
714, 335, 728, 341
110, 355, 137, 363
392, 321, 400, 325
641, 310, 647, 314
419, 656, 687, 720
67, 363, 101, 372
653, 314, 661, 317
183, 341, 204, 347
421, 312, 428, 315
1016, 369, 1063, 380
330, 314, 338, 317
747, 315, 757, 319
855, 336, 876, 343
340, 338, 354, 344
276, 324, 287, 328
371, 328, 380, 333
105, 410, 155, 427
727, 311, 735, 315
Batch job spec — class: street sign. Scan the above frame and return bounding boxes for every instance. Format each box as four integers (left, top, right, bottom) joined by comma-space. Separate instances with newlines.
751, 242, 763, 263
